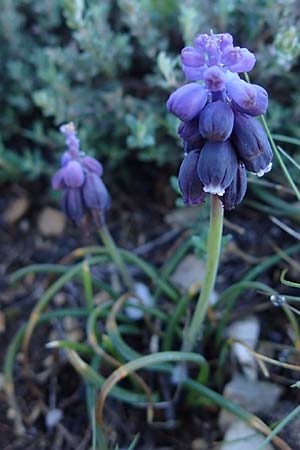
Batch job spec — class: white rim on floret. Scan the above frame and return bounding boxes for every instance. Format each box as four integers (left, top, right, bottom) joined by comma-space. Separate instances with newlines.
203, 184, 225, 195
252, 162, 272, 177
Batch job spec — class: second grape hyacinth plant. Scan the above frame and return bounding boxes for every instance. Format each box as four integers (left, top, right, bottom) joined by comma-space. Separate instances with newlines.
167, 31, 273, 351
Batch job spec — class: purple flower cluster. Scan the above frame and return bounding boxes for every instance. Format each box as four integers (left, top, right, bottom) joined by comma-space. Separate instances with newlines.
52, 122, 110, 224
167, 32, 273, 210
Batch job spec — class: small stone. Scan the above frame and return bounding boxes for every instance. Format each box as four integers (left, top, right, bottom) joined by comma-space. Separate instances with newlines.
45, 408, 63, 429
171, 254, 217, 301
4, 197, 29, 224
165, 207, 203, 228
53, 292, 67, 306
220, 420, 274, 450
37, 207, 66, 237
219, 374, 283, 431
192, 438, 208, 450
67, 329, 84, 342
63, 316, 79, 331
125, 282, 155, 320
227, 316, 260, 380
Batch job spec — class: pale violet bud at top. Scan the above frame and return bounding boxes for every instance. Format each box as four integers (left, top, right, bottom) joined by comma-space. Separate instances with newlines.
66, 135, 80, 156
63, 160, 85, 188
60, 122, 80, 157
60, 122, 76, 136
181, 47, 206, 80
220, 163, 247, 210
178, 150, 206, 205
203, 66, 225, 92
222, 47, 256, 73
199, 100, 234, 141
82, 172, 111, 211
194, 33, 210, 51
197, 140, 237, 195
167, 83, 208, 122
217, 33, 233, 51
181, 47, 205, 67
81, 156, 104, 176
226, 79, 268, 116
194, 33, 220, 65
232, 113, 273, 176
61, 188, 84, 225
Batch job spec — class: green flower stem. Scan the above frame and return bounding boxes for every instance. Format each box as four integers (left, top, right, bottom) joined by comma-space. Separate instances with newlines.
98, 224, 134, 290
184, 195, 224, 352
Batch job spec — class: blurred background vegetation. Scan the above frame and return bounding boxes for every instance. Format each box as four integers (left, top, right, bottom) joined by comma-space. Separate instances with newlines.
1, 0, 300, 183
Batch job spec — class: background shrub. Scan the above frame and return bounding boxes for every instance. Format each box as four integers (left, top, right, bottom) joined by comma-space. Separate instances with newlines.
1, 0, 300, 183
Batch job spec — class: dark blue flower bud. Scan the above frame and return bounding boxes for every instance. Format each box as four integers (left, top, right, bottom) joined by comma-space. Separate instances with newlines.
167, 83, 208, 122
232, 114, 273, 176
197, 140, 237, 195
183, 140, 204, 154
178, 150, 206, 205
82, 172, 111, 211
226, 79, 268, 116
61, 188, 85, 224
221, 162, 247, 210
178, 117, 205, 147
199, 100, 234, 141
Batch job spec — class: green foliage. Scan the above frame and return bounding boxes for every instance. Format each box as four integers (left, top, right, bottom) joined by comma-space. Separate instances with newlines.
1, 0, 300, 182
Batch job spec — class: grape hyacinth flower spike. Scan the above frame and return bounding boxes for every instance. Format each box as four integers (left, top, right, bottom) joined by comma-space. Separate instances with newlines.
167, 31, 273, 210
166, 31, 273, 353
52, 122, 110, 226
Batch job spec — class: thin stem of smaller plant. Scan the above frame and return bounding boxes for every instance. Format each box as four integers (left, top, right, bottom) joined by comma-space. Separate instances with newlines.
98, 224, 134, 290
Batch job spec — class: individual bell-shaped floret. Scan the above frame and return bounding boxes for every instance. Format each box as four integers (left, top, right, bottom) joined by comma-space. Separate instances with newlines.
197, 140, 237, 195
167, 83, 208, 121
181, 47, 205, 67
199, 100, 234, 141
222, 46, 256, 73
221, 163, 247, 210
216, 33, 233, 51
232, 113, 273, 176
81, 156, 104, 176
178, 116, 205, 147
83, 172, 111, 211
61, 188, 85, 224
226, 79, 268, 116
178, 150, 206, 205
63, 160, 85, 188
52, 167, 66, 190
203, 66, 225, 92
